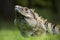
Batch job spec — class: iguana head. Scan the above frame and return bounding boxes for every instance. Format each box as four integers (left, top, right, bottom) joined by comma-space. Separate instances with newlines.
15, 5, 35, 19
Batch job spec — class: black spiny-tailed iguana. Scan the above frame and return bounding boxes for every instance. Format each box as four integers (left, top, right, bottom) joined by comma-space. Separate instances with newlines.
14, 5, 60, 36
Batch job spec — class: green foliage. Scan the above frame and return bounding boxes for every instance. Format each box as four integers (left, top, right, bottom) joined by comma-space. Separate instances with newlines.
0, 22, 60, 40
35, 7, 53, 22
35, 0, 52, 7
15, 0, 52, 7
15, 0, 28, 6
0, 29, 60, 40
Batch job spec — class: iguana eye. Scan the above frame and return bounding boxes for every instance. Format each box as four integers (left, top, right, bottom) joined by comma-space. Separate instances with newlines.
25, 8, 28, 11
24, 7, 28, 11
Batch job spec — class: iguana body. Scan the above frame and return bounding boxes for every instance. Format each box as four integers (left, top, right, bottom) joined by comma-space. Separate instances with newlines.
14, 5, 60, 36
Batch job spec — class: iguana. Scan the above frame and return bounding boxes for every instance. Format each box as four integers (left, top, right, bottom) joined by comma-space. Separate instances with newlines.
14, 5, 60, 36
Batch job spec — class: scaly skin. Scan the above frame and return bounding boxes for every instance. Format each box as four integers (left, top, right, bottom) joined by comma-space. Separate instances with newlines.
14, 5, 60, 36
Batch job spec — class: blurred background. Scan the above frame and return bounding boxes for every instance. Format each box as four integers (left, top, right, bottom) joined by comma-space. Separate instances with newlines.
0, 0, 60, 40
0, 0, 60, 24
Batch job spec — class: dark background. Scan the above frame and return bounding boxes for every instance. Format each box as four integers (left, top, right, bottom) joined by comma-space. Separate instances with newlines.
0, 0, 60, 24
